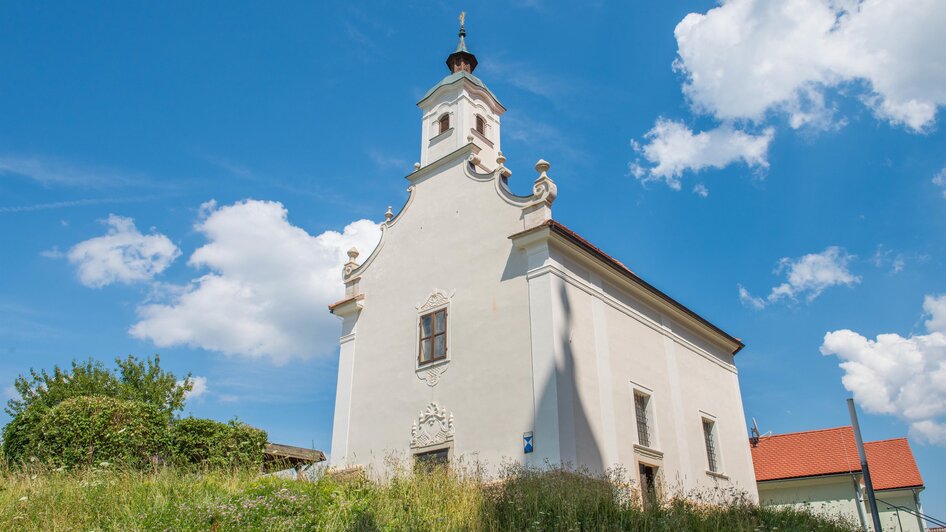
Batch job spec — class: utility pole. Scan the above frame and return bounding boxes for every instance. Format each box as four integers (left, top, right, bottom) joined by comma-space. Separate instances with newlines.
848, 398, 883, 532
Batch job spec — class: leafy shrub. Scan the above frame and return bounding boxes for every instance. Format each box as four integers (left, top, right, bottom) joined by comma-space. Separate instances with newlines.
6, 355, 191, 421
2, 355, 193, 465
33, 396, 168, 468
1, 406, 46, 463
169, 417, 267, 469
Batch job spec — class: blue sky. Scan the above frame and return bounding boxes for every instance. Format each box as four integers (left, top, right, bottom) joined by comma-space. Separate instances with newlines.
2, 0, 946, 515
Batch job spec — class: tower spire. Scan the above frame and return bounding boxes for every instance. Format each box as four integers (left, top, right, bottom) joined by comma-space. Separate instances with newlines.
446, 11, 478, 74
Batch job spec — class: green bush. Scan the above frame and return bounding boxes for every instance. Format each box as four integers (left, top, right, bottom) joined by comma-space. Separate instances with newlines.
1, 406, 46, 463
35, 396, 168, 468
169, 417, 267, 469
6, 355, 191, 421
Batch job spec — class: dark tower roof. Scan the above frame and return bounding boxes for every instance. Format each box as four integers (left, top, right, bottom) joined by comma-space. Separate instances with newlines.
446, 12, 478, 74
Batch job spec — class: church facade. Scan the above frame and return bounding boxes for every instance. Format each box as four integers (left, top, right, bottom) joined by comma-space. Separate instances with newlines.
329, 19, 758, 499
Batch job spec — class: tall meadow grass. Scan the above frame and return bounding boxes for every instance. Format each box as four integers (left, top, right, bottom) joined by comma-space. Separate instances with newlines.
0, 461, 858, 531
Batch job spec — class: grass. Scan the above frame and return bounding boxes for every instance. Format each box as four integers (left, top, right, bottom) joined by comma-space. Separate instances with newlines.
0, 462, 859, 531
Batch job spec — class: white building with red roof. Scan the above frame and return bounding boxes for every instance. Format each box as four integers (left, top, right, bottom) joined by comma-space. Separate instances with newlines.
751, 426, 927, 531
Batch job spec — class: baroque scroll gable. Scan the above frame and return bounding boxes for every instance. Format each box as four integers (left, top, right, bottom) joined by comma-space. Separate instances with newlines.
410, 402, 455, 448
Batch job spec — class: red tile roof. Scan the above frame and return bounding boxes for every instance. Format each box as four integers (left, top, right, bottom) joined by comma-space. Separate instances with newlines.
750, 426, 924, 490
864, 438, 925, 491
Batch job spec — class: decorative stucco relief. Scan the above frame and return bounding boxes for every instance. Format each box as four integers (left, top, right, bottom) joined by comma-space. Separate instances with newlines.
531, 159, 557, 206
410, 402, 455, 448
415, 289, 454, 385
417, 363, 448, 386
417, 289, 453, 312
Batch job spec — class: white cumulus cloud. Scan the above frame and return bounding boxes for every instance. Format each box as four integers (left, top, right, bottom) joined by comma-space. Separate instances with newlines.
631, 0, 946, 190
66, 215, 180, 288
821, 295, 946, 445
178, 376, 208, 400
630, 119, 774, 189
674, 0, 946, 132
130, 200, 381, 364
739, 246, 860, 308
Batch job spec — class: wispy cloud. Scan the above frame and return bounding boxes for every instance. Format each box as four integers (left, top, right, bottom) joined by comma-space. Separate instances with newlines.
0, 302, 60, 340
0, 196, 159, 214
871, 244, 906, 274
934, 167, 946, 198
340, 7, 394, 62
0, 155, 149, 188
204, 156, 253, 179
502, 111, 582, 161
739, 246, 860, 309
478, 58, 575, 103
366, 149, 408, 172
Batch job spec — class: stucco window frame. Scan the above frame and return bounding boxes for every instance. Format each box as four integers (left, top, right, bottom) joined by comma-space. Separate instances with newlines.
418, 307, 448, 366
415, 297, 452, 372
630, 381, 661, 453
699, 410, 727, 479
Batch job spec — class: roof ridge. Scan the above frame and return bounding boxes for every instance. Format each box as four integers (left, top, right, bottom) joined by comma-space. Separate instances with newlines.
864, 437, 910, 445
756, 426, 852, 439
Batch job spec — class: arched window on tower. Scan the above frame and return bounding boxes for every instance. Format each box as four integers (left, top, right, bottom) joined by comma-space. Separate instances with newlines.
475, 115, 486, 136
438, 114, 450, 134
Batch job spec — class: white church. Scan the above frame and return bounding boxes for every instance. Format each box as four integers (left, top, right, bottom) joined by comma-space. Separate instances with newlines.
329, 17, 758, 499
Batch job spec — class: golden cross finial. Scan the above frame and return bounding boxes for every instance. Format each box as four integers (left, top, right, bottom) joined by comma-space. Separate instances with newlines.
459, 11, 466, 27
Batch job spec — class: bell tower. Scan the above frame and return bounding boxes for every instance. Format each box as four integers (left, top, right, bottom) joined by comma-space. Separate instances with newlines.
417, 13, 505, 169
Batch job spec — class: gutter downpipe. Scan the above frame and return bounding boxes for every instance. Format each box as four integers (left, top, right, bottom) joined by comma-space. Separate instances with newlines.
848, 398, 883, 532
912, 488, 925, 532
852, 473, 869, 531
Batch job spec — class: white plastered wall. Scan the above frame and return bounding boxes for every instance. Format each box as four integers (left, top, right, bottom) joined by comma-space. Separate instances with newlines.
541, 243, 759, 500
333, 155, 535, 475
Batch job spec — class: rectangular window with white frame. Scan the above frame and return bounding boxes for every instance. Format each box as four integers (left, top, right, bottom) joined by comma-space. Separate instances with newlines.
634, 391, 652, 448
418, 308, 447, 365
702, 417, 721, 474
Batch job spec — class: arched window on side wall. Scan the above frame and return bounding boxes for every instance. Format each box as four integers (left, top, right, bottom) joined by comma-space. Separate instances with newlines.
438, 114, 450, 134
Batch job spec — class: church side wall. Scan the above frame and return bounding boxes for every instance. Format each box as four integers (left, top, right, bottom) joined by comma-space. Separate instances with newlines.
547, 245, 758, 500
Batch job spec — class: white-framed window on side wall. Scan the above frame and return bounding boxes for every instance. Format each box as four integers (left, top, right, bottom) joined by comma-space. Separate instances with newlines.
700, 413, 724, 476
632, 388, 657, 449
